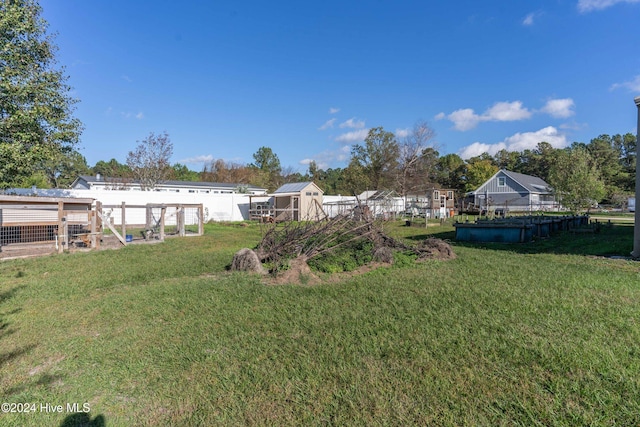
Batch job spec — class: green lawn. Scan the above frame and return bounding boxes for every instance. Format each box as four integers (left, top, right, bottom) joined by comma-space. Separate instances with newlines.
1, 221, 639, 426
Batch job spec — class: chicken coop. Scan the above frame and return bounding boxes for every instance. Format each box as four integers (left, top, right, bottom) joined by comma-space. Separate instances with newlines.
0, 195, 97, 257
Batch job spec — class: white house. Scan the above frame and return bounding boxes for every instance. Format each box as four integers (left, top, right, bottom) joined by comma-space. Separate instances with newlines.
71, 175, 267, 195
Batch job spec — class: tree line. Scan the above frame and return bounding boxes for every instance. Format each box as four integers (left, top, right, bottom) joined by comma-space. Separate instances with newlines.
33, 125, 636, 212
2, 0, 636, 211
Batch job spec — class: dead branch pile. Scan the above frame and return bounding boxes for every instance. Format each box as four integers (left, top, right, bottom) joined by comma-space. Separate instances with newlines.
253, 214, 455, 276
255, 214, 378, 263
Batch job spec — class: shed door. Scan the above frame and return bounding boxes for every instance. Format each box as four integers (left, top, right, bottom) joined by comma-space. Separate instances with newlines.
439, 196, 447, 218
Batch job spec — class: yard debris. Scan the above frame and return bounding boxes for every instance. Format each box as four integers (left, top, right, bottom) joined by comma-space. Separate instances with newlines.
248, 214, 455, 282
230, 248, 267, 274
416, 238, 456, 260
372, 246, 394, 264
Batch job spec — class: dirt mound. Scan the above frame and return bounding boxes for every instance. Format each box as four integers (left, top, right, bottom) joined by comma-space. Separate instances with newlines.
271, 256, 320, 285
231, 248, 267, 274
416, 238, 456, 260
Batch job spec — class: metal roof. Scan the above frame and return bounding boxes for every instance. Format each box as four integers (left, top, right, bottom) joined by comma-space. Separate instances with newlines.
274, 182, 317, 194
75, 175, 266, 191
501, 170, 552, 193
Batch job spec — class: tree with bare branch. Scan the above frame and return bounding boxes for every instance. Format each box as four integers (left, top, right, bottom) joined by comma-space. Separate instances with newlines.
397, 120, 437, 197
126, 131, 173, 190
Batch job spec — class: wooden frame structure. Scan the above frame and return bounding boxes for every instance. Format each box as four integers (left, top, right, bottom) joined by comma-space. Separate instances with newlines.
97, 202, 204, 245
0, 195, 98, 254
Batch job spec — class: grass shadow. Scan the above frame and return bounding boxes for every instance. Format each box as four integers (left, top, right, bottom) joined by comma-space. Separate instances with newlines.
448, 223, 634, 257
60, 413, 106, 427
0, 285, 56, 399
0, 286, 28, 370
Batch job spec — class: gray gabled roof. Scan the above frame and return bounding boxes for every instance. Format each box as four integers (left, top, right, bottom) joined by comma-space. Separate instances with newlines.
274, 182, 316, 194
501, 170, 552, 193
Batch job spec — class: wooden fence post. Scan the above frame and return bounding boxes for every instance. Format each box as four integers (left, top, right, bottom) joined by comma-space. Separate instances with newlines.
178, 206, 185, 237
160, 207, 166, 241
121, 201, 126, 241
57, 201, 65, 253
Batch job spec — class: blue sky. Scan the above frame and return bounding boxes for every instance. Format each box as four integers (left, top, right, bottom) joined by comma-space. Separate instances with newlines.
42, 0, 640, 173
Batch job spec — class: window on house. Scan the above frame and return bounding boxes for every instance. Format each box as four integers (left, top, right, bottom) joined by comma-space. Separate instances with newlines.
313, 192, 319, 196
497, 177, 506, 186
447, 191, 453, 199
433, 190, 440, 200
306, 192, 312, 196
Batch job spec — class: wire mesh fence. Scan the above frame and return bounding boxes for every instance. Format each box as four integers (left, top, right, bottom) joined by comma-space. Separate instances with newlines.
0, 197, 203, 258
0, 196, 95, 256
98, 203, 204, 243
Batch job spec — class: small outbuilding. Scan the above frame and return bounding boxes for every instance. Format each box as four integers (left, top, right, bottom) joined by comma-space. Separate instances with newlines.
249, 182, 326, 222
272, 182, 326, 221
0, 195, 97, 255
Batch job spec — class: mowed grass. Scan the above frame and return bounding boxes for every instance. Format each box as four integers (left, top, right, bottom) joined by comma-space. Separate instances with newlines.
0, 221, 639, 426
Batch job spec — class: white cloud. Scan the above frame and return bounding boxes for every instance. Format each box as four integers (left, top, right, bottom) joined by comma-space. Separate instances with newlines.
121, 75, 133, 83
119, 111, 144, 120
395, 128, 410, 138
329, 107, 340, 114
318, 118, 336, 130
339, 117, 365, 129
444, 101, 531, 131
503, 126, 567, 152
522, 12, 537, 26
578, 0, 640, 12
335, 129, 369, 143
434, 112, 446, 120
448, 108, 483, 131
300, 146, 351, 170
180, 154, 214, 165
540, 98, 575, 118
610, 75, 640, 92
459, 142, 507, 159
484, 101, 532, 121
458, 126, 568, 159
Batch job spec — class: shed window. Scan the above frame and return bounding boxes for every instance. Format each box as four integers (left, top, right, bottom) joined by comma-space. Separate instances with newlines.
306, 192, 312, 196
497, 177, 506, 186
313, 192, 319, 196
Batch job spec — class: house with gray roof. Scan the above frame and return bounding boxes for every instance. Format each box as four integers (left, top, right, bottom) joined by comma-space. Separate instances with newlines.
465, 170, 558, 213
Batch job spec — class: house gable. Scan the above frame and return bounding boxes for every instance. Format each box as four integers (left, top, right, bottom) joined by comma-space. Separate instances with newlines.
474, 170, 529, 195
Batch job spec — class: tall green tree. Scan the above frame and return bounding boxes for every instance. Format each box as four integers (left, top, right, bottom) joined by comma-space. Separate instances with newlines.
548, 147, 606, 212
586, 134, 624, 199
170, 163, 200, 182
349, 127, 399, 191
612, 133, 636, 193
0, 0, 82, 188
41, 147, 90, 188
435, 153, 466, 194
463, 157, 498, 192
250, 146, 282, 191
92, 158, 131, 178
